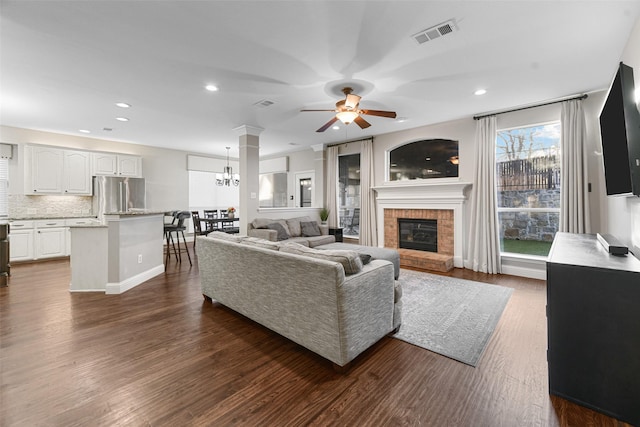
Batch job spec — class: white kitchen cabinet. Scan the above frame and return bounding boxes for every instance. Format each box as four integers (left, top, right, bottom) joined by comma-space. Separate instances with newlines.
29, 146, 64, 194
25, 146, 92, 195
117, 155, 142, 177
34, 220, 66, 259
63, 150, 92, 195
9, 221, 35, 262
92, 152, 142, 177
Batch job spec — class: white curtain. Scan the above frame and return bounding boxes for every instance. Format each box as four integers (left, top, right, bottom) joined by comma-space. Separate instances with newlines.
466, 116, 502, 274
359, 139, 377, 246
560, 99, 590, 233
325, 145, 339, 228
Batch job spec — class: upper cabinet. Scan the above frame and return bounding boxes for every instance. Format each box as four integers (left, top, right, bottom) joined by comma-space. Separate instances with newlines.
24, 145, 143, 196
92, 152, 142, 177
63, 150, 92, 194
26, 146, 92, 195
29, 146, 64, 194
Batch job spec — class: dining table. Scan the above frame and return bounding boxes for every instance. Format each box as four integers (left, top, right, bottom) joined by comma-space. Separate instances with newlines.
199, 216, 240, 234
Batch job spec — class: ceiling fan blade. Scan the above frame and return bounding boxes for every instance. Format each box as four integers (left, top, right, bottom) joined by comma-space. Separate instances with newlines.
316, 116, 338, 132
360, 109, 397, 119
345, 94, 361, 109
301, 109, 336, 112
354, 115, 371, 129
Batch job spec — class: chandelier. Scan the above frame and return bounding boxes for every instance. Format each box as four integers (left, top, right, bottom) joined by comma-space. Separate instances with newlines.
216, 147, 240, 187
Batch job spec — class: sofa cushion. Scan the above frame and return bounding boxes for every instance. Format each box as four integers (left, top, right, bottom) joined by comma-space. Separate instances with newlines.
286, 216, 312, 237
287, 237, 311, 247
300, 221, 321, 237
267, 222, 290, 241
279, 242, 363, 275
241, 236, 281, 250
206, 231, 245, 243
306, 234, 336, 248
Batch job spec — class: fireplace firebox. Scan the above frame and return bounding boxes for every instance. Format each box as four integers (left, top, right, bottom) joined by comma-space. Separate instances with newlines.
398, 219, 437, 252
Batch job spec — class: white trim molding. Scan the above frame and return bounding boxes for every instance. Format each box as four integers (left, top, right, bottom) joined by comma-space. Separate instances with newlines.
373, 179, 472, 268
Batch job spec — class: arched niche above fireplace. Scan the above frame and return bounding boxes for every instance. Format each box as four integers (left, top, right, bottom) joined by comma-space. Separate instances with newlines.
388, 139, 459, 181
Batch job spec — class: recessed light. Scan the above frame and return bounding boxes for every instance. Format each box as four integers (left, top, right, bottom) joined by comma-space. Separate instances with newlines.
396, 117, 408, 123
474, 89, 487, 96
78, 129, 91, 134
205, 84, 219, 92
332, 125, 340, 130
115, 102, 131, 108
115, 117, 129, 122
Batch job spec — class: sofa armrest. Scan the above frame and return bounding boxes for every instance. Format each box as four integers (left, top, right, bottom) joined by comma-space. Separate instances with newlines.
337, 260, 395, 362
247, 228, 277, 241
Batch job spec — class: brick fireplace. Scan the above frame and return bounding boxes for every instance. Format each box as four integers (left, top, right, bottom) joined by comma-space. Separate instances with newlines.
373, 180, 471, 270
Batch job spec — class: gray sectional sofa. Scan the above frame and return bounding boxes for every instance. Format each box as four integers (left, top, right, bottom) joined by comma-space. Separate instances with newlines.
196, 232, 401, 367
247, 216, 335, 247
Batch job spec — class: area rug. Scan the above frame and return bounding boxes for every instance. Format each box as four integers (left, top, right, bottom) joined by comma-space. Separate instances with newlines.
393, 269, 513, 367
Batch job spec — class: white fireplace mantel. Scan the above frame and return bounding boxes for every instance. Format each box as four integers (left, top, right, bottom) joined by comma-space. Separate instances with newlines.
373, 179, 472, 268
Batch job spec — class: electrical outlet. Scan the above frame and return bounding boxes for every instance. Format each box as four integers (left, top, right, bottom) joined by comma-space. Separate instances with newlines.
137, 254, 142, 264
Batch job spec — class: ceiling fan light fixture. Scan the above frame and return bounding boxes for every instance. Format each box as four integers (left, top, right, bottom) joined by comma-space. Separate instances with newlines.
336, 111, 359, 124
345, 93, 361, 109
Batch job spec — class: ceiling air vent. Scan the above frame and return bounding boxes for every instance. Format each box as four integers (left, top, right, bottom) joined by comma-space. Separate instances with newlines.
412, 19, 457, 45
253, 99, 275, 108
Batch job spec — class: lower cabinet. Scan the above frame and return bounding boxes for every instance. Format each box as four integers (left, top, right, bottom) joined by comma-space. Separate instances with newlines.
9, 229, 34, 261
35, 226, 66, 259
10, 218, 97, 262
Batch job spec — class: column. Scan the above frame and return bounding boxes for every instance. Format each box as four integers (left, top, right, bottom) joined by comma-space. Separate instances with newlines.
311, 143, 325, 209
234, 125, 263, 235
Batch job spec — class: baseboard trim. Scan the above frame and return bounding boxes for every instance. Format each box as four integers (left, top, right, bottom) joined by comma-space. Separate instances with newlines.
105, 264, 165, 294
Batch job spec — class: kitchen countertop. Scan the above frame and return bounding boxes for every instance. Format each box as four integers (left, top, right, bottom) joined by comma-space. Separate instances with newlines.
9, 215, 98, 221
104, 211, 165, 216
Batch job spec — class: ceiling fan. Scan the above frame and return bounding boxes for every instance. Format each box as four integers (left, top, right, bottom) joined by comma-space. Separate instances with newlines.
301, 87, 397, 132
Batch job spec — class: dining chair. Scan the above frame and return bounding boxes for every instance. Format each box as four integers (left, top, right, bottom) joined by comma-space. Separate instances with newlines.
203, 210, 220, 232
191, 211, 210, 247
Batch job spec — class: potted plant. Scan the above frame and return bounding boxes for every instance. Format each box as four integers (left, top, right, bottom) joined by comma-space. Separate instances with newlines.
319, 207, 329, 225
227, 207, 236, 218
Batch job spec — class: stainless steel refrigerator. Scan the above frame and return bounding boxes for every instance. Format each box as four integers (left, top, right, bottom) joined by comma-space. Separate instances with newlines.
93, 176, 146, 222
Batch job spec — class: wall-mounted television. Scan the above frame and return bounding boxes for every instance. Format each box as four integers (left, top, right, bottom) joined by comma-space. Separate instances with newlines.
599, 62, 640, 196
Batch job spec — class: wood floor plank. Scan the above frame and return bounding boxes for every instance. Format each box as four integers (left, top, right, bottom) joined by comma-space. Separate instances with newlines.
0, 254, 632, 426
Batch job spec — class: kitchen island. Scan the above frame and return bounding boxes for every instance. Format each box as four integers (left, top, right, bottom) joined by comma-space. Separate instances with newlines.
69, 212, 164, 294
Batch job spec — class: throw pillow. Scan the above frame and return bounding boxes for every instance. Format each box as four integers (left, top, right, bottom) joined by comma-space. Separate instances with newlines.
279, 242, 363, 275
285, 216, 311, 237
300, 221, 321, 237
267, 222, 290, 241
359, 253, 372, 265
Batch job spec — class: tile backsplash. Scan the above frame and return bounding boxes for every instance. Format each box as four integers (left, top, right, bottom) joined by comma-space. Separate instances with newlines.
9, 195, 93, 219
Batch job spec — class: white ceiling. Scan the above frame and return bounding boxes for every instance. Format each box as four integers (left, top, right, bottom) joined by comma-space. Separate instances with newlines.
1, 1, 639, 158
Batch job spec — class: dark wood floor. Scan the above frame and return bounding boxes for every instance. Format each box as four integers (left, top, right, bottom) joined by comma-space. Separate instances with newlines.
1, 251, 631, 426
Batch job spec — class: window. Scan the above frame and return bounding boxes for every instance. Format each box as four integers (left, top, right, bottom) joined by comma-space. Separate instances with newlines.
259, 172, 288, 208
496, 122, 561, 257
338, 154, 360, 237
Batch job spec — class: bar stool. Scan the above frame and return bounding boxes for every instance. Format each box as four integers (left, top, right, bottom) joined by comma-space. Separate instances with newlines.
164, 211, 192, 266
